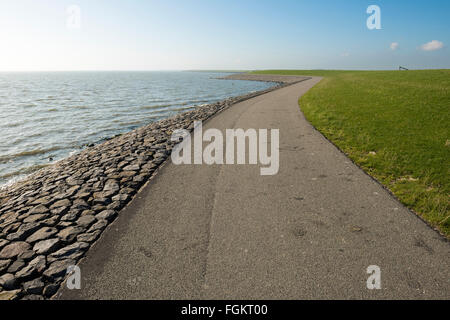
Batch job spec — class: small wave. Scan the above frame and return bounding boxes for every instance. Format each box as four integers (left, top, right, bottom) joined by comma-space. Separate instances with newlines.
139, 104, 174, 110
0, 146, 61, 164
1, 163, 50, 180
4, 120, 27, 128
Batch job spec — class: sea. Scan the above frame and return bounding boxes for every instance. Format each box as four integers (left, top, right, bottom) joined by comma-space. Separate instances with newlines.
0, 71, 274, 187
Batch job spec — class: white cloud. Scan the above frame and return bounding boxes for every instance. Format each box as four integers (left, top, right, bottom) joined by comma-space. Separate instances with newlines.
390, 42, 399, 50
420, 40, 444, 51
341, 52, 350, 57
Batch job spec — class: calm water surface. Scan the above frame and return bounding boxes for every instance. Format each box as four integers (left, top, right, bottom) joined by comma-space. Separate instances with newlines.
0, 71, 274, 187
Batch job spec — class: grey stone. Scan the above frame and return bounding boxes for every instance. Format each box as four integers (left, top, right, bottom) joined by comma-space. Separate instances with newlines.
57, 226, 83, 243
76, 215, 96, 228
0, 273, 17, 290
26, 227, 58, 243
123, 164, 140, 171
50, 242, 89, 259
15, 255, 46, 279
23, 278, 44, 295
43, 259, 76, 281
6, 222, 42, 241
88, 219, 108, 232
0, 239, 9, 251
7, 259, 25, 273
107, 201, 121, 211
60, 210, 79, 222
21, 294, 44, 300
18, 250, 36, 261
43, 283, 59, 298
0, 259, 11, 273
96, 210, 117, 221
72, 198, 89, 209
23, 214, 48, 223
29, 204, 49, 214
50, 199, 71, 209
0, 242, 31, 259
103, 179, 119, 193
0, 289, 21, 300
112, 194, 129, 202
33, 238, 61, 255
77, 230, 101, 243
80, 209, 95, 216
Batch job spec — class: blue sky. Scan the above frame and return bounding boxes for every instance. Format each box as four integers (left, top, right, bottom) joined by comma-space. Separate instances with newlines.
0, 0, 449, 71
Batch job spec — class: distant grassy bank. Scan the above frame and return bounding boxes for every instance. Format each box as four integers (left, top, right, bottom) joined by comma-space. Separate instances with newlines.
253, 69, 450, 236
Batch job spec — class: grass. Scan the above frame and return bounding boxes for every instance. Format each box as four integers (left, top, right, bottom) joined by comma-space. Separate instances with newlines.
252, 69, 450, 236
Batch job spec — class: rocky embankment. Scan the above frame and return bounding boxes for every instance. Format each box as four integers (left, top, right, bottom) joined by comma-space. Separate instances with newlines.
0, 76, 309, 300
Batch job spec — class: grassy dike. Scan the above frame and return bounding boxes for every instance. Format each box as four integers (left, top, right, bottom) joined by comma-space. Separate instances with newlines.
253, 69, 450, 236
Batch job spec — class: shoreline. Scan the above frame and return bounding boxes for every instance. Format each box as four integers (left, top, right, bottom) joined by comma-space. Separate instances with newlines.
0, 75, 309, 300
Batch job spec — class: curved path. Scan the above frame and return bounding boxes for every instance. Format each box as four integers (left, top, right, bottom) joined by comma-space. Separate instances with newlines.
58, 76, 449, 299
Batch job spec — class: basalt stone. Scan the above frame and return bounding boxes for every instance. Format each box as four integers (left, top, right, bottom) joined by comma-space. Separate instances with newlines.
103, 179, 119, 192
57, 227, 83, 243
60, 210, 80, 222
0, 259, 11, 273
80, 209, 95, 216
21, 294, 44, 300
65, 185, 80, 197
133, 175, 146, 183
0, 273, 17, 290
0, 222, 19, 234
43, 283, 59, 298
40, 216, 59, 227
106, 201, 122, 211
33, 238, 61, 255
26, 227, 58, 243
50, 206, 69, 216
119, 171, 136, 178
77, 230, 101, 243
0, 239, 9, 251
17, 250, 35, 261
96, 210, 117, 221
0, 289, 21, 300
72, 198, 89, 210
7, 259, 25, 273
76, 215, 96, 228
22, 278, 44, 295
6, 222, 43, 241
119, 187, 135, 195
23, 214, 48, 224
50, 199, 71, 209
29, 204, 49, 215
0, 211, 19, 225
91, 204, 107, 212
43, 259, 76, 281
66, 177, 84, 186
123, 164, 140, 171
112, 194, 129, 202
57, 221, 73, 228
50, 242, 89, 259
88, 219, 108, 232
74, 191, 91, 200
15, 255, 46, 279
0, 242, 31, 259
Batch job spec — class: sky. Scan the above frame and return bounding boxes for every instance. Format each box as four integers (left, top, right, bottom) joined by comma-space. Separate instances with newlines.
0, 0, 449, 71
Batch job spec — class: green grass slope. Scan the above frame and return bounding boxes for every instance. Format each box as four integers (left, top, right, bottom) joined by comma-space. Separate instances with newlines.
253, 69, 450, 236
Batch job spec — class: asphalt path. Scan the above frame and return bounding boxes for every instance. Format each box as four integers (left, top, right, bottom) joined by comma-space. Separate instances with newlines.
58, 76, 449, 299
